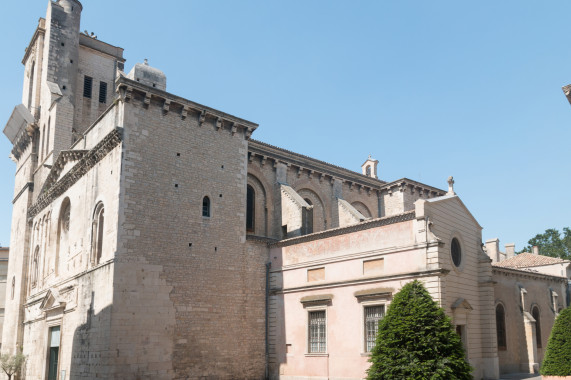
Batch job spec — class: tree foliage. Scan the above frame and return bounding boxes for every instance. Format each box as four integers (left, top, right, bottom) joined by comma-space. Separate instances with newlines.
0, 351, 26, 380
519, 227, 571, 260
541, 307, 571, 376
367, 280, 472, 380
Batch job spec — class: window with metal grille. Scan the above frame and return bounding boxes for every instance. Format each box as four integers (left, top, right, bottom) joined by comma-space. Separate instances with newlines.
83, 76, 93, 98
202, 197, 210, 217
99, 81, 107, 103
308, 310, 326, 353
365, 305, 384, 352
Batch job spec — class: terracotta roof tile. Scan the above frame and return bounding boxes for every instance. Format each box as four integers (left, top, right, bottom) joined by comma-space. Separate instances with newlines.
493, 252, 569, 269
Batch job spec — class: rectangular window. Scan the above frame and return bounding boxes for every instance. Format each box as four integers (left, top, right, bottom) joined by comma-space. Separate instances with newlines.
99, 81, 107, 103
47, 326, 61, 380
308, 310, 326, 353
365, 305, 384, 352
83, 76, 93, 98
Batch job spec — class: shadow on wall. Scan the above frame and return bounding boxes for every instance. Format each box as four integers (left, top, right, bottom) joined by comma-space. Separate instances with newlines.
69, 292, 112, 379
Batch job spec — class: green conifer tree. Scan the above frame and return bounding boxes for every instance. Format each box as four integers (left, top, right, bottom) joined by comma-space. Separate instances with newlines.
367, 280, 472, 380
541, 307, 571, 376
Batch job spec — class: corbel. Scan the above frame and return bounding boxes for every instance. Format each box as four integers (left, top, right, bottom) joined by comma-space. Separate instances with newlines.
261, 156, 267, 166
308, 170, 314, 179
297, 167, 304, 178
231, 123, 238, 136
198, 110, 206, 126
215, 117, 223, 130
357, 184, 362, 194
319, 173, 325, 183
162, 99, 171, 114
181, 106, 189, 120
399, 181, 406, 192
124, 86, 133, 102
248, 153, 255, 163
244, 128, 253, 139
143, 92, 151, 108
348, 182, 354, 192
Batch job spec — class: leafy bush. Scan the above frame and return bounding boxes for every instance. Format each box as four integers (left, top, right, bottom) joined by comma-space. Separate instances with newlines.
367, 280, 472, 380
541, 307, 571, 376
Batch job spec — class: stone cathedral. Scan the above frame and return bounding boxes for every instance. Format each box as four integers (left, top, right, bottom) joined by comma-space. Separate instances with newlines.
3, 1, 569, 379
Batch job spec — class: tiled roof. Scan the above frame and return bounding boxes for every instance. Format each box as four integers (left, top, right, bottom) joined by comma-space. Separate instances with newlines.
493, 252, 569, 269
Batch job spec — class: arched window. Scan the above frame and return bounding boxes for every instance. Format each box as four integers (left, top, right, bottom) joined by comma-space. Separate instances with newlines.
246, 185, 255, 232
11, 276, 15, 300
56, 198, 71, 276
31, 246, 39, 288
46, 117, 51, 157
202, 196, 210, 217
366, 165, 371, 177
304, 198, 313, 235
91, 202, 105, 265
532, 306, 541, 348
496, 304, 507, 350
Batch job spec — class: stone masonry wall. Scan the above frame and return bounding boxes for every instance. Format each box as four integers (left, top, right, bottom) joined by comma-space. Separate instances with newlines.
112, 95, 267, 379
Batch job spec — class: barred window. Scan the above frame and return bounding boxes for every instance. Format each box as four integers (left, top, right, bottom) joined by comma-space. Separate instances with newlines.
83, 76, 93, 98
365, 305, 385, 352
308, 310, 326, 353
99, 81, 107, 103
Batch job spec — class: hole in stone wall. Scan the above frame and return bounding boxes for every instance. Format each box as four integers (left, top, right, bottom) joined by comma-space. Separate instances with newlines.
61, 42, 65, 46
153, 84, 156, 88
214, 247, 217, 252
221, 165, 224, 169
189, 243, 192, 247
175, 184, 178, 188
177, 153, 180, 157
62, 85, 66, 90
219, 194, 222, 198
70, 60, 73, 64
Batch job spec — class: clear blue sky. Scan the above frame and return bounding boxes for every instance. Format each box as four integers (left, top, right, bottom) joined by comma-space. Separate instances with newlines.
1, 1, 570, 251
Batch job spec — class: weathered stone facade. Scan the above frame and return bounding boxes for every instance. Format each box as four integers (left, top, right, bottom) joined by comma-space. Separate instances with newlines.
2, 1, 569, 379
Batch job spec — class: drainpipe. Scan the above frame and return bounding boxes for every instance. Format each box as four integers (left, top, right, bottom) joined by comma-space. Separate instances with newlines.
265, 262, 271, 380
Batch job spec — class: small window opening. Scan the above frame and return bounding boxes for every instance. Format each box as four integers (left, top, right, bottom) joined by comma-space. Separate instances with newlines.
496, 304, 507, 350
532, 306, 541, 348
246, 185, 255, 232
202, 197, 210, 217
99, 81, 107, 103
83, 76, 93, 98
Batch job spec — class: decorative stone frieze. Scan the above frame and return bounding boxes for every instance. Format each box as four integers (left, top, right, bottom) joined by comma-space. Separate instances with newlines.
28, 128, 123, 218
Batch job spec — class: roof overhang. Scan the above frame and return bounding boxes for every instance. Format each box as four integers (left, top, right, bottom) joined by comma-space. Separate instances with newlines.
3, 104, 35, 144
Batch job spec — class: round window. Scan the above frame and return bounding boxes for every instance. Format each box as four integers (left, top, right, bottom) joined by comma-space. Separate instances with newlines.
451, 238, 462, 267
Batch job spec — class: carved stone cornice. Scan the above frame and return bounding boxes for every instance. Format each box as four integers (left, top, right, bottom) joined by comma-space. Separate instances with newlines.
492, 266, 568, 283
41, 150, 88, 194
28, 128, 123, 219
248, 139, 387, 189
380, 178, 445, 198
115, 77, 258, 138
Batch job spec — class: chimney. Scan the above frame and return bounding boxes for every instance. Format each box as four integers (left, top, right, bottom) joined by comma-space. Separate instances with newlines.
532, 246, 539, 255
485, 238, 500, 263
505, 243, 515, 259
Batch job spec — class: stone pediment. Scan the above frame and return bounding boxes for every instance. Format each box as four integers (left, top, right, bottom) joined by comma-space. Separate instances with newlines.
41, 150, 88, 194
40, 288, 66, 312
451, 298, 473, 311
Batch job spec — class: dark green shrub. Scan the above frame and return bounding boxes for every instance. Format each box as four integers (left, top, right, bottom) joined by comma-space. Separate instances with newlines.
541, 307, 571, 376
367, 280, 472, 380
